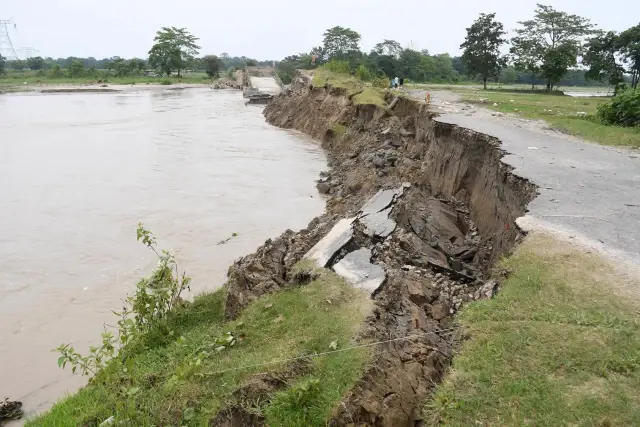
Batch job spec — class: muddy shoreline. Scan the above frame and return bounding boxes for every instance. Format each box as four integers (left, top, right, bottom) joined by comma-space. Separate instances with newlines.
218, 75, 538, 425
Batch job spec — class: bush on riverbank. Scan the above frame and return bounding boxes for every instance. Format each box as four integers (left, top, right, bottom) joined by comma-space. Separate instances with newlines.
597, 88, 640, 127
28, 259, 372, 426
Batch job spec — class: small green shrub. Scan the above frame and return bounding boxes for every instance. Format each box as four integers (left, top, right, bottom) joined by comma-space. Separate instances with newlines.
324, 60, 351, 75
596, 89, 640, 127
372, 76, 390, 88
161, 79, 172, 85
355, 64, 373, 81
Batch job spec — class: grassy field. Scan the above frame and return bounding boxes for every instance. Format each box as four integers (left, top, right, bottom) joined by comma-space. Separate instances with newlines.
27, 264, 372, 427
428, 233, 640, 426
411, 83, 640, 148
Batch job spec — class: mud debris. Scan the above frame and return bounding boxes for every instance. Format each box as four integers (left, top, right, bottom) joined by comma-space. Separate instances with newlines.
0, 398, 23, 425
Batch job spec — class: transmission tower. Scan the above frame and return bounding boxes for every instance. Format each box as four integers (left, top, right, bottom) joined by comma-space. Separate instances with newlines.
0, 19, 19, 60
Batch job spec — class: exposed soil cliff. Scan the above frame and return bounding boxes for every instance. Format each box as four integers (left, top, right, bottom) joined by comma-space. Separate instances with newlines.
221, 75, 538, 426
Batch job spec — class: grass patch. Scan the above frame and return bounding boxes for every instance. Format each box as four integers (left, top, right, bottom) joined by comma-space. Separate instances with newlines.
28, 267, 372, 427
428, 233, 640, 426
311, 68, 386, 106
461, 90, 640, 148
0, 72, 211, 89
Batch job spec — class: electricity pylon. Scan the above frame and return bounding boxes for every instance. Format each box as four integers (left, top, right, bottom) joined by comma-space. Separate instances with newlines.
0, 19, 19, 60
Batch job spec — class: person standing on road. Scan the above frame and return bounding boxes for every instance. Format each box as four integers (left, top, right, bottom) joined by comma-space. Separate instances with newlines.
394, 76, 399, 88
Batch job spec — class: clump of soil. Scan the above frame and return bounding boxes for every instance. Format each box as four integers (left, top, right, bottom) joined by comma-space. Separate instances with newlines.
219, 74, 537, 426
0, 399, 23, 425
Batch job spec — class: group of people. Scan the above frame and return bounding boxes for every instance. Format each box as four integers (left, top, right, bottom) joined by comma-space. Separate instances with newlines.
391, 76, 404, 89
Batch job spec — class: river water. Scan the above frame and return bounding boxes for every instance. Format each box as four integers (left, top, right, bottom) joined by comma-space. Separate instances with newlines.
0, 88, 326, 419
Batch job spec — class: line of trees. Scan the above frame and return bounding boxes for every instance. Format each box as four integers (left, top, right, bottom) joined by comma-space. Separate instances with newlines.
460, 4, 639, 92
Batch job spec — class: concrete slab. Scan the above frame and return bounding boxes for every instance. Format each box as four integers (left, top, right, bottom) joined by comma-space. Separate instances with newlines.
360, 188, 402, 215
249, 76, 281, 95
304, 218, 355, 267
333, 248, 386, 292
360, 206, 397, 238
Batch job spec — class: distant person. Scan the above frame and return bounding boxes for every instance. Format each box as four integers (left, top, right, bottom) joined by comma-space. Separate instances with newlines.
394, 76, 399, 88
399, 77, 404, 88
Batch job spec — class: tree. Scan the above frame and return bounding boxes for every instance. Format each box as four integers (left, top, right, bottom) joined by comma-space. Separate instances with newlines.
148, 27, 200, 77
322, 26, 361, 60
372, 39, 403, 58
130, 58, 147, 74
512, 4, 594, 90
49, 64, 62, 78
67, 60, 84, 78
618, 24, 640, 89
26, 56, 45, 70
583, 31, 626, 94
460, 13, 507, 89
500, 66, 518, 84
203, 55, 223, 77
510, 36, 544, 89
0, 54, 5, 75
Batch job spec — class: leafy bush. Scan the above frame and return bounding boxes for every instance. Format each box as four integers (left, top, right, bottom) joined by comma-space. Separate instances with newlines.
372, 76, 390, 88
324, 59, 351, 75
161, 79, 172, 85
596, 89, 640, 127
355, 64, 373, 81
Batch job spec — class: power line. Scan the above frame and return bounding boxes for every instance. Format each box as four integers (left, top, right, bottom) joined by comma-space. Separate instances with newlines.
0, 19, 19, 60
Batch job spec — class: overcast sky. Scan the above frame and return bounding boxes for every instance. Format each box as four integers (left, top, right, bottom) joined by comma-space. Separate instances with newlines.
2, 0, 638, 60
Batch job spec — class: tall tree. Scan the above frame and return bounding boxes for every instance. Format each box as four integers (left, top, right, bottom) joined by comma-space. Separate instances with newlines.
372, 39, 403, 58
322, 26, 361, 60
618, 24, 640, 89
510, 37, 544, 89
0, 54, 5, 75
148, 27, 200, 77
67, 60, 84, 78
460, 13, 507, 89
202, 55, 223, 77
512, 4, 594, 90
26, 56, 45, 70
583, 31, 626, 94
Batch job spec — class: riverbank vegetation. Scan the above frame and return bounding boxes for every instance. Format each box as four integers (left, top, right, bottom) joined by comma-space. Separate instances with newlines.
28, 229, 372, 426
428, 233, 640, 426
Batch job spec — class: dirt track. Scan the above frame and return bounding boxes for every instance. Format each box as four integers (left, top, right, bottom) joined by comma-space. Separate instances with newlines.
410, 89, 640, 269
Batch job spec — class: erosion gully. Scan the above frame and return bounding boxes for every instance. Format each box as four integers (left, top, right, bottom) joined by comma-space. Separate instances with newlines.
218, 76, 538, 426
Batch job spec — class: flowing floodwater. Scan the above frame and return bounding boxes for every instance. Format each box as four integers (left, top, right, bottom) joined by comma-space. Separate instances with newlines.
0, 88, 326, 420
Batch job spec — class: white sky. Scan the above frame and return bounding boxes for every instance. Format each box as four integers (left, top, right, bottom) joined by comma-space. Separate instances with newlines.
2, 0, 638, 60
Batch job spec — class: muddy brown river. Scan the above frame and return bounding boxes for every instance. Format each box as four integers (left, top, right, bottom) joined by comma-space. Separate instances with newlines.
0, 88, 326, 420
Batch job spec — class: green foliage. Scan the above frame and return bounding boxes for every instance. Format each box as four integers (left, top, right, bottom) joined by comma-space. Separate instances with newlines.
619, 24, 640, 89
56, 224, 191, 380
322, 26, 361, 60
512, 4, 594, 90
596, 88, 640, 127
460, 13, 507, 89
33, 265, 371, 426
67, 60, 84, 78
246, 59, 257, 66
355, 64, 373, 81
26, 56, 45, 70
372, 39, 402, 57
148, 26, 200, 77
372, 76, 389, 88
583, 31, 626, 93
48, 64, 62, 78
324, 59, 351, 74
202, 55, 222, 78
0, 54, 5, 75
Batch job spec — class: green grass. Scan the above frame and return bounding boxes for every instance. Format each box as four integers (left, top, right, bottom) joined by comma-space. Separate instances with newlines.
455, 88, 640, 148
311, 68, 386, 106
28, 265, 372, 427
428, 233, 640, 426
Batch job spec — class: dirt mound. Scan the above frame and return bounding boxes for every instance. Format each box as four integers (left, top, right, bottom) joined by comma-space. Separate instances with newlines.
220, 76, 537, 425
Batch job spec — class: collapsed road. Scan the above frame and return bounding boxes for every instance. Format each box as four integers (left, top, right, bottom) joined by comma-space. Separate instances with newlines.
216, 73, 539, 426
411, 89, 640, 266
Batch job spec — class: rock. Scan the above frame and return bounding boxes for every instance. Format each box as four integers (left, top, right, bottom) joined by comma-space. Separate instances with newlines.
333, 248, 386, 293
304, 218, 355, 267
429, 303, 450, 320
